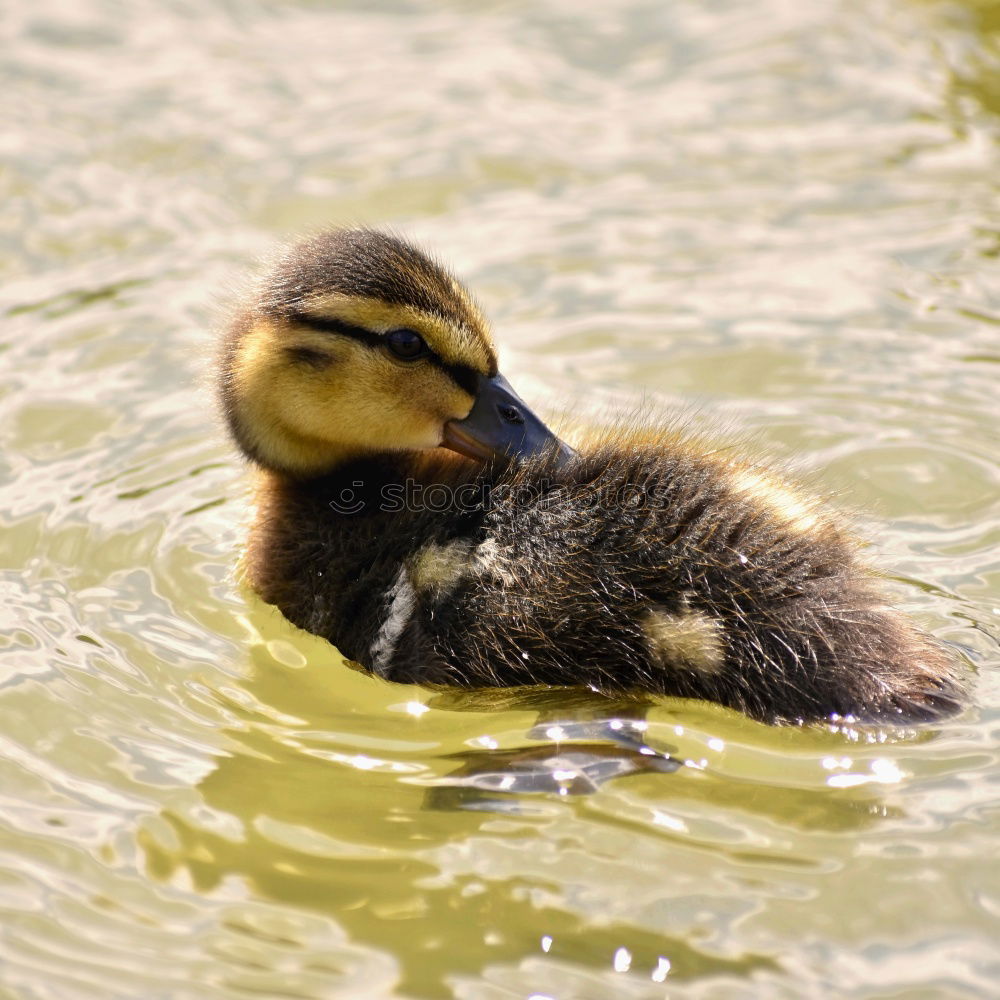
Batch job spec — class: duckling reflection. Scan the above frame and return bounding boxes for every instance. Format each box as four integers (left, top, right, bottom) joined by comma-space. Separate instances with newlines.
142, 618, 911, 996
335, 660, 680, 809
424, 744, 680, 812
423, 708, 681, 813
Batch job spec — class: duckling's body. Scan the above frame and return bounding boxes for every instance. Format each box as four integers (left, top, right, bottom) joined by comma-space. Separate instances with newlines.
222, 228, 962, 725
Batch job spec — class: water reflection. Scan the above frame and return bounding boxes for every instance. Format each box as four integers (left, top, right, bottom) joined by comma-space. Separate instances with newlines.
138, 610, 912, 995
139, 726, 755, 992
424, 733, 681, 813
420, 687, 679, 807
909, 0, 1000, 121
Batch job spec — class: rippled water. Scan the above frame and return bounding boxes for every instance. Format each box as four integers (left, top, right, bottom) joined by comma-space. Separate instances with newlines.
3, 0, 999, 997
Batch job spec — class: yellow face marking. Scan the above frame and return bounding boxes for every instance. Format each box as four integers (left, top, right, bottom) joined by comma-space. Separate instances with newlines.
643, 608, 726, 674
229, 317, 477, 475
301, 292, 496, 374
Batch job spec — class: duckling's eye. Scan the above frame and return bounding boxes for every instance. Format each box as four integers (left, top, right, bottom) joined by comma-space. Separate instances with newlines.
385, 328, 428, 361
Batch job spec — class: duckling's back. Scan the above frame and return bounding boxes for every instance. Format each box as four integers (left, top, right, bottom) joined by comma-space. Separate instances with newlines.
246, 438, 962, 725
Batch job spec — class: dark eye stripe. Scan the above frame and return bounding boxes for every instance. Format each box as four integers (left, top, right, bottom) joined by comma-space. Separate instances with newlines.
287, 311, 381, 348
437, 361, 479, 396
288, 310, 481, 395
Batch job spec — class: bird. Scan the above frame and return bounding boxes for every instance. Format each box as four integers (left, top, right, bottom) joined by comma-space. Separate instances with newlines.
217, 227, 963, 726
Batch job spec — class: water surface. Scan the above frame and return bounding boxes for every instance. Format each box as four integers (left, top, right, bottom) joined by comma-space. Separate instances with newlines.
2, 1, 998, 997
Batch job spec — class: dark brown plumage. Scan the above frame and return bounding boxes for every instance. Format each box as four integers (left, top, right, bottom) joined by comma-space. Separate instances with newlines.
220, 228, 964, 726
261, 229, 491, 337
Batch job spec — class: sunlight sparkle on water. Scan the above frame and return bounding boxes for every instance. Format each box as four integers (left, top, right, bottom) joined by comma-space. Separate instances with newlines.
388, 700, 430, 716
826, 758, 905, 788
614, 946, 632, 972
652, 809, 687, 832
822, 756, 853, 770
652, 956, 672, 982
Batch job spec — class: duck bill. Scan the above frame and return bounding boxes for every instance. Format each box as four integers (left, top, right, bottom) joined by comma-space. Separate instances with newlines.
442, 373, 575, 467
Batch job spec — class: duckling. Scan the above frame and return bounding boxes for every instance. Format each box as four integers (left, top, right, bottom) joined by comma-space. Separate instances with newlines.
218, 228, 963, 725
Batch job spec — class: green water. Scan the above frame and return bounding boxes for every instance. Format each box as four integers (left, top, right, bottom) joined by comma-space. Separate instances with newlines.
2, 0, 998, 997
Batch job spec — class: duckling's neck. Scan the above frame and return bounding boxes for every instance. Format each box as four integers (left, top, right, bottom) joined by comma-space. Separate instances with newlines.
244, 449, 492, 643
270, 452, 419, 509
257, 447, 490, 513
229, 409, 363, 480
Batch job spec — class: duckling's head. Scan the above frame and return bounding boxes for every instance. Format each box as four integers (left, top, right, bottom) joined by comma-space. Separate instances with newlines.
219, 229, 570, 478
